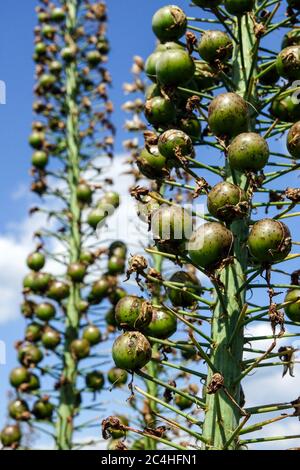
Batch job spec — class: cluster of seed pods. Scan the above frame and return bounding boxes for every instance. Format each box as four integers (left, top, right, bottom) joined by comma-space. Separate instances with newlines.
0, 0, 129, 450
105, 2, 300, 450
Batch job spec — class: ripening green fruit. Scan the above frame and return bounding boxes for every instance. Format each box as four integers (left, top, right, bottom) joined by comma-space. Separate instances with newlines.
49, 60, 63, 74
224, 0, 255, 15
109, 287, 127, 306
47, 280, 70, 300
287, 121, 300, 158
97, 37, 110, 54
152, 204, 193, 242
77, 299, 90, 314
76, 183, 93, 204
143, 308, 177, 339
67, 262, 87, 282
137, 146, 167, 180
18, 344, 43, 367
156, 49, 195, 86
21, 300, 36, 319
167, 271, 200, 307
51, 7, 65, 22
179, 115, 201, 142
86, 371, 105, 391
24, 272, 51, 293
105, 308, 118, 327
282, 29, 300, 49
31, 150, 48, 169
42, 328, 61, 350
101, 191, 120, 209
26, 252, 45, 272
41, 24, 56, 39
152, 5, 187, 42
107, 256, 125, 275
198, 30, 233, 63
35, 42, 47, 56
38, 74, 56, 90
25, 322, 43, 343
35, 302, 56, 321
87, 207, 107, 228
1, 425, 21, 448
188, 222, 233, 270
158, 129, 194, 160
82, 325, 102, 345
284, 289, 300, 322
26, 373, 40, 392
145, 51, 162, 82
32, 398, 54, 420
208, 93, 249, 138
194, 61, 217, 89
108, 241, 127, 258
207, 181, 248, 221
175, 392, 193, 410
9, 399, 30, 421
86, 50, 102, 66
9, 367, 30, 389
276, 46, 300, 80
70, 338, 90, 359
61, 46, 76, 62
144, 96, 176, 127
108, 416, 129, 439
115, 296, 152, 330
248, 219, 292, 263
107, 367, 128, 387
271, 92, 300, 122
112, 331, 152, 370
80, 250, 95, 265
90, 276, 110, 302
29, 131, 45, 149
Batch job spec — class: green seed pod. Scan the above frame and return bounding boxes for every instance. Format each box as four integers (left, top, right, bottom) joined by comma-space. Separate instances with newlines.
287, 121, 300, 158
224, 0, 255, 15
282, 29, 300, 49
152, 5, 187, 42
207, 181, 248, 221
271, 92, 300, 122
100, 191, 120, 208
50, 7, 65, 22
208, 92, 249, 138
31, 272, 52, 293
0, 425, 21, 448
21, 300, 36, 319
143, 308, 177, 339
105, 308, 118, 327
80, 250, 95, 265
108, 416, 129, 439
25, 322, 43, 343
97, 38, 110, 54
144, 96, 176, 127
86, 50, 102, 66
18, 343, 43, 367
136, 146, 167, 180
29, 131, 45, 149
38, 74, 56, 90
82, 325, 102, 345
152, 204, 193, 243
156, 49, 195, 87
284, 289, 300, 322
228, 132, 269, 171
87, 207, 107, 229
175, 391, 193, 410
107, 367, 128, 387
107, 255, 125, 275
115, 296, 152, 330
47, 280, 70, 301
31, 150, 48, 169
42, 328, 61, 350
167, 271, 201, 307
26, 373, 40, 392
158, 129, 194, 160
61, 46, 76, 62
112, 331, 152, 370
194, 61, 217, 89
109, 287, 127, 306
86, 371, 105, 391
67, 262, 87, 282
70, 338, 90, 360
179, 114, 201, 142
276, 46, 300, 80
145, 51, 162, 82
76, 183, 93, 204
35, 302, 56, 321
9, 367, 30, 389
90, 276, 110, 302
188, 222, 233, 270
198, 30, 233, 63
9, 399, 30, 421
49, 60, 63, 74
108, 241, 127, 258
248, 219, 292, 263
32, 398, 54, 421
26, 252, 45, 272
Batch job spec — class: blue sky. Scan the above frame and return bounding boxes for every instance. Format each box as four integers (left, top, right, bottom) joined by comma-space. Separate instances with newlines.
0, 0, 299, 449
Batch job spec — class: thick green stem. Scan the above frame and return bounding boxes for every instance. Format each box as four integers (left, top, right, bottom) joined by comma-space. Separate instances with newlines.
56, 0, 81, 450
202, 15, 257, 450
